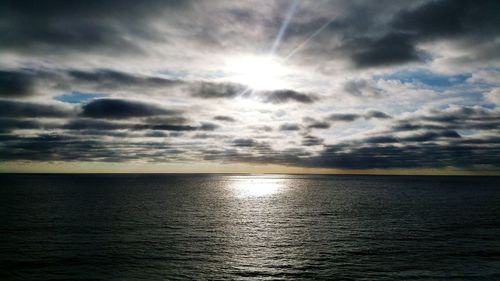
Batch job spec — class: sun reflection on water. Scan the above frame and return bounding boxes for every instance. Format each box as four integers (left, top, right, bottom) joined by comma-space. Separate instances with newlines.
228, 175, 287, 197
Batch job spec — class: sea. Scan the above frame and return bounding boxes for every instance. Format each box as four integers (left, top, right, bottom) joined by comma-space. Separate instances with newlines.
0, 174, 499, 280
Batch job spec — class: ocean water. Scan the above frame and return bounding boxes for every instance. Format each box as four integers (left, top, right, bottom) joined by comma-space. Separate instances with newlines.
0, 174, 499, 280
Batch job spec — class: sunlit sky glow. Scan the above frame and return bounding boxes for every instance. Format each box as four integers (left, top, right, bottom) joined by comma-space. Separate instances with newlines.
224, 55, 291, 90
0, 0, 499, 174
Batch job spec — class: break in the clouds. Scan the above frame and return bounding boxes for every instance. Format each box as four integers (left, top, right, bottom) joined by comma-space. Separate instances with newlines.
0, 0, 499, 173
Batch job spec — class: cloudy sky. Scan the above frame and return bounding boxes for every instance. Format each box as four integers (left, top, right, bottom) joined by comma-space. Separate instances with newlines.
0, 0, 499, 174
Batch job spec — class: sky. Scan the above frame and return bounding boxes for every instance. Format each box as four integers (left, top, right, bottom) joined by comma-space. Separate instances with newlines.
0, 0, 499, 174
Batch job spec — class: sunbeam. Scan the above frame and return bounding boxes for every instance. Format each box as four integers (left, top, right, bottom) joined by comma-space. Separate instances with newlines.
270, 0, 300, 54
282, 18, 335, 62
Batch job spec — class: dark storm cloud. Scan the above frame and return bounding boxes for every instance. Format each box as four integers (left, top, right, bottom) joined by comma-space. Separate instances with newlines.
81, 99, 178, 119
0, 71, 36, 98
326, 111, 391, 123
307, 142, 500, 169
350, 33, 421, 67
199, 122, 219, 131
213, 115, 236, 122
391, 107, 500, 132
63, 118, 191, 132
302, 135, 324, 146
0, 100, 75, 118
67, 69, 179, 89
279, 123, 301, 131
327, 113, 361, 122
62, 119, 131, 131
144, 116, 190, 125
0, 0, 187, 54
144, 131, 169, 138
306, 121, 330, 129
2, 129, 497, 169
348, 0, 500, 67
302, 117, 330, 130
393, 0, 500, 39
208, 106, 500, 170
308, 106, 496, 168
263, 90, 317, 104
232, 138, 256, 147
0, 68, 180, 99
0, 133, 189, 162
403, 130, 461, 142
191, 84, 319, 104
366, 130, 461, 144
143, 124, 197, 131
1, 113, 498, 170
364, 110, 392, 119
0, 118, 51, 133
62, 117, 213, 133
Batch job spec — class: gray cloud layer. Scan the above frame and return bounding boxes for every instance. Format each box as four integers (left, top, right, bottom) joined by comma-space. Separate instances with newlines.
0, 0, 498, 172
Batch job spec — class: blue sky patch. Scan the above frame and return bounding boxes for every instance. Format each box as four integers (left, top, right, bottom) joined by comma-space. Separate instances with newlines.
375, 69, 470, 87
54, 92, 109, 104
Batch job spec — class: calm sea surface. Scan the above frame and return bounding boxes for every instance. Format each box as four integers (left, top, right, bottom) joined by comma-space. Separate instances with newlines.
0, 174, 499, 280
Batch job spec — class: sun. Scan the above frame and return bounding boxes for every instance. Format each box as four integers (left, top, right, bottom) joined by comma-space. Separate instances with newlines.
224, 55, 289, 90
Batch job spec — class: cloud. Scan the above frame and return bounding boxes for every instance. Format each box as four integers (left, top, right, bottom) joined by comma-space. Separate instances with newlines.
327, 113, 361, 122
81, 98, 178, 119
63, 118, 130, 130
302, 135, 324, 146
144, 116, 189, 125
0, 0, 187, 54
191, 82, 244, 99
190, 84, 319, 105
467, 70, 500, 85
346, 0, 500, 68
343, 79, 384, 98
263, 90, 317, 104
199, 122, 219, 131
391, 106, 500, 132
484, 88, 500, 105
366, 130, 461, 144
0, 71, 36, 98
306, 121, 330, 129
232, 138, 256, 147
350, 33, 420, 67
325, 110, 394, 123
392, 0, 499, 40
0, 133, 189, 162
1, 104, 498, 170
0, 100, 75, 118
68, 69, 179, 90
0, 118, 51, 133
63, 119, 194, 132
279, 123, 301, 131
364, 110, 392, 119
0, 1, 498, 173
307, 141, 499, 169
213, 115, 236, 122
143, 124, 197, 131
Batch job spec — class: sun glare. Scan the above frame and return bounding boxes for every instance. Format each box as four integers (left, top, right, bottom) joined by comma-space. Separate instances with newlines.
229, 176, 287, 197
225, 55, 289, 90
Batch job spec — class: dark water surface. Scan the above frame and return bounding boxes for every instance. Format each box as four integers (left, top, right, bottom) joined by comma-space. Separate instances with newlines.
0, 174, 499, 280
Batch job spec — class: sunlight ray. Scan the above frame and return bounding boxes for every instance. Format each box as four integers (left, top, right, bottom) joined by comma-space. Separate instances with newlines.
270, 0, 300, 54
282, 18, 335, 62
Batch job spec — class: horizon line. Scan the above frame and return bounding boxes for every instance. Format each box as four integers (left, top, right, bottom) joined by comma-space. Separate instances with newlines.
1, 172, 498, 177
